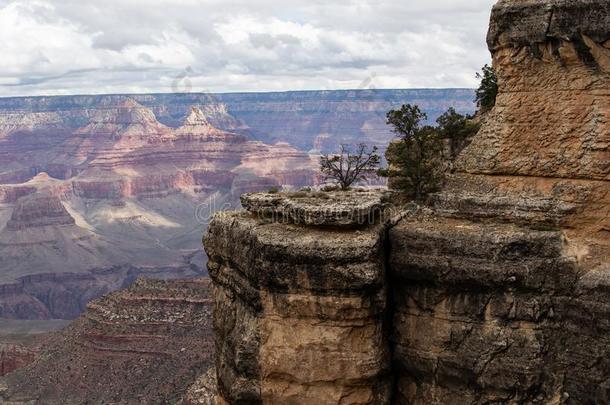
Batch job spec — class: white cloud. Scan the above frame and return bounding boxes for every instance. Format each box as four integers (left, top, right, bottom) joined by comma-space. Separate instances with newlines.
0, 0, 496, 96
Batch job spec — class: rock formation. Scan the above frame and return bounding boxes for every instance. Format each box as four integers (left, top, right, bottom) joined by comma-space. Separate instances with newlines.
0, 345, 37, 377
204, 1, 610, 403
0, 278, 216, 404
205, 190, 392, 404
0, 90, 475, 153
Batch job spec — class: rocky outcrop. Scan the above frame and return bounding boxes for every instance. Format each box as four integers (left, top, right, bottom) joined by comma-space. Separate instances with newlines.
240, 190, 388, 227
0, 278, 216, 404
204, 1, 610, 404
5, 192, 75, 231
384, 2, 610, 402
455, 0, 610, 234
204, 190, 392, 404
388, 212, 610, 404
205, 193, 609, 404
0, 345, 37, 377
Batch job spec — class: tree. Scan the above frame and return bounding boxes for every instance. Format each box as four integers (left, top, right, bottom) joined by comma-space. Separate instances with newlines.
319, 143, 381, 190
380, 125, 444, 200
436, 107, 480, 158
475, 64, 498, 112
380, 104, 445, 200
386, 104, 427, 140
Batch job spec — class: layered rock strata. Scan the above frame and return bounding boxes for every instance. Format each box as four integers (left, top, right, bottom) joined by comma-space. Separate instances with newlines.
0, 98, 318, 319
388, 2, 610, 401
0, 278, 216, 404
0, 344, 37, 377
453, 0, 610, 236
204, 190, 392, 404
388, 212, 610, 404
206, 196, 609, 404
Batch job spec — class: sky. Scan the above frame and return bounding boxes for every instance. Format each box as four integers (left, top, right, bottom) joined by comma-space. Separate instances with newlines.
0, 0, 497, 97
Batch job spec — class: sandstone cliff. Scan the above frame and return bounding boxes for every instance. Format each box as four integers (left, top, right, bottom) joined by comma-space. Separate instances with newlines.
204, 1, 610, 404
205, 191, 392, 404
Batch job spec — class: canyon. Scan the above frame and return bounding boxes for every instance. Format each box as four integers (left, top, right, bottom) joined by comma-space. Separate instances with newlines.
3, 0, 610, 403
0, 89, 474, 321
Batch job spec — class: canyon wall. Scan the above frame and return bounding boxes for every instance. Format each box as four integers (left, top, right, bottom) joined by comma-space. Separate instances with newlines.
0, 90, 475, 153
204, 1, 610, 404
0, 89, 473, 321
0, 99, 317, 320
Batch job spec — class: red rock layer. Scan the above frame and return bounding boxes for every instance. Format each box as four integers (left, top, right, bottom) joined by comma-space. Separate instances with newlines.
0, 278, 216, 404
0, 345, 37, 377
5, 193, 75, 231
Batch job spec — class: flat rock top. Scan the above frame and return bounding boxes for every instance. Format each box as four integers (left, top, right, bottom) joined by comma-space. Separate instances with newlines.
240, 189, 390, 227
488, 0, 610, 50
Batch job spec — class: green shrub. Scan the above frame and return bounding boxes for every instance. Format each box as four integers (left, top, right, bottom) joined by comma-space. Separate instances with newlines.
475, 64, 498, 113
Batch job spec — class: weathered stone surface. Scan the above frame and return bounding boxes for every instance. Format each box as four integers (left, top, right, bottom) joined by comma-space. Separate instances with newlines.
185, 368, 218, 405
386, 1, 610, 402
388, 215, 609, 403
441, 0, 610, 253
241, 189, 390, 227
488, 0, 610, 52
459, 2, 610, 176
204, 209, 391, 404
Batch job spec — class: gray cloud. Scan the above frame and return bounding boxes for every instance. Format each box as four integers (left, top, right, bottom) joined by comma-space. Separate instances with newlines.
0, 0, 496, 96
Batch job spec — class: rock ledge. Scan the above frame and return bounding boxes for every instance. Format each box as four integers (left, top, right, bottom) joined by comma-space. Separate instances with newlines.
240, 189, 390, 227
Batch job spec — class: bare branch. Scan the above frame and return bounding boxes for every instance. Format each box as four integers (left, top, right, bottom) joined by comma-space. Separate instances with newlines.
319, 143, 380, 190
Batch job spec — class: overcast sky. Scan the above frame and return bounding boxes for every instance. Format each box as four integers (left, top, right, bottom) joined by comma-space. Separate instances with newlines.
0, 0, 496, 97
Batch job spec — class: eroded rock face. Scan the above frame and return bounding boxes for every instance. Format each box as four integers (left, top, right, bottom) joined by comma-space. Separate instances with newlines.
460, 0, 610, 181
5, 192, 74, 231
0, 278, 216, 404
388, 1, 610, 402
204, 191, 392, 404
388, 212, 610, 404
454, 0, 610, 239
0, 345, 37, 377
240, 189, 390, 227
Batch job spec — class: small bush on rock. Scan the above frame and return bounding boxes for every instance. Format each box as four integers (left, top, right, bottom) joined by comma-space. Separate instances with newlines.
475, 64, 498, 112
319, 143, 381, 191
